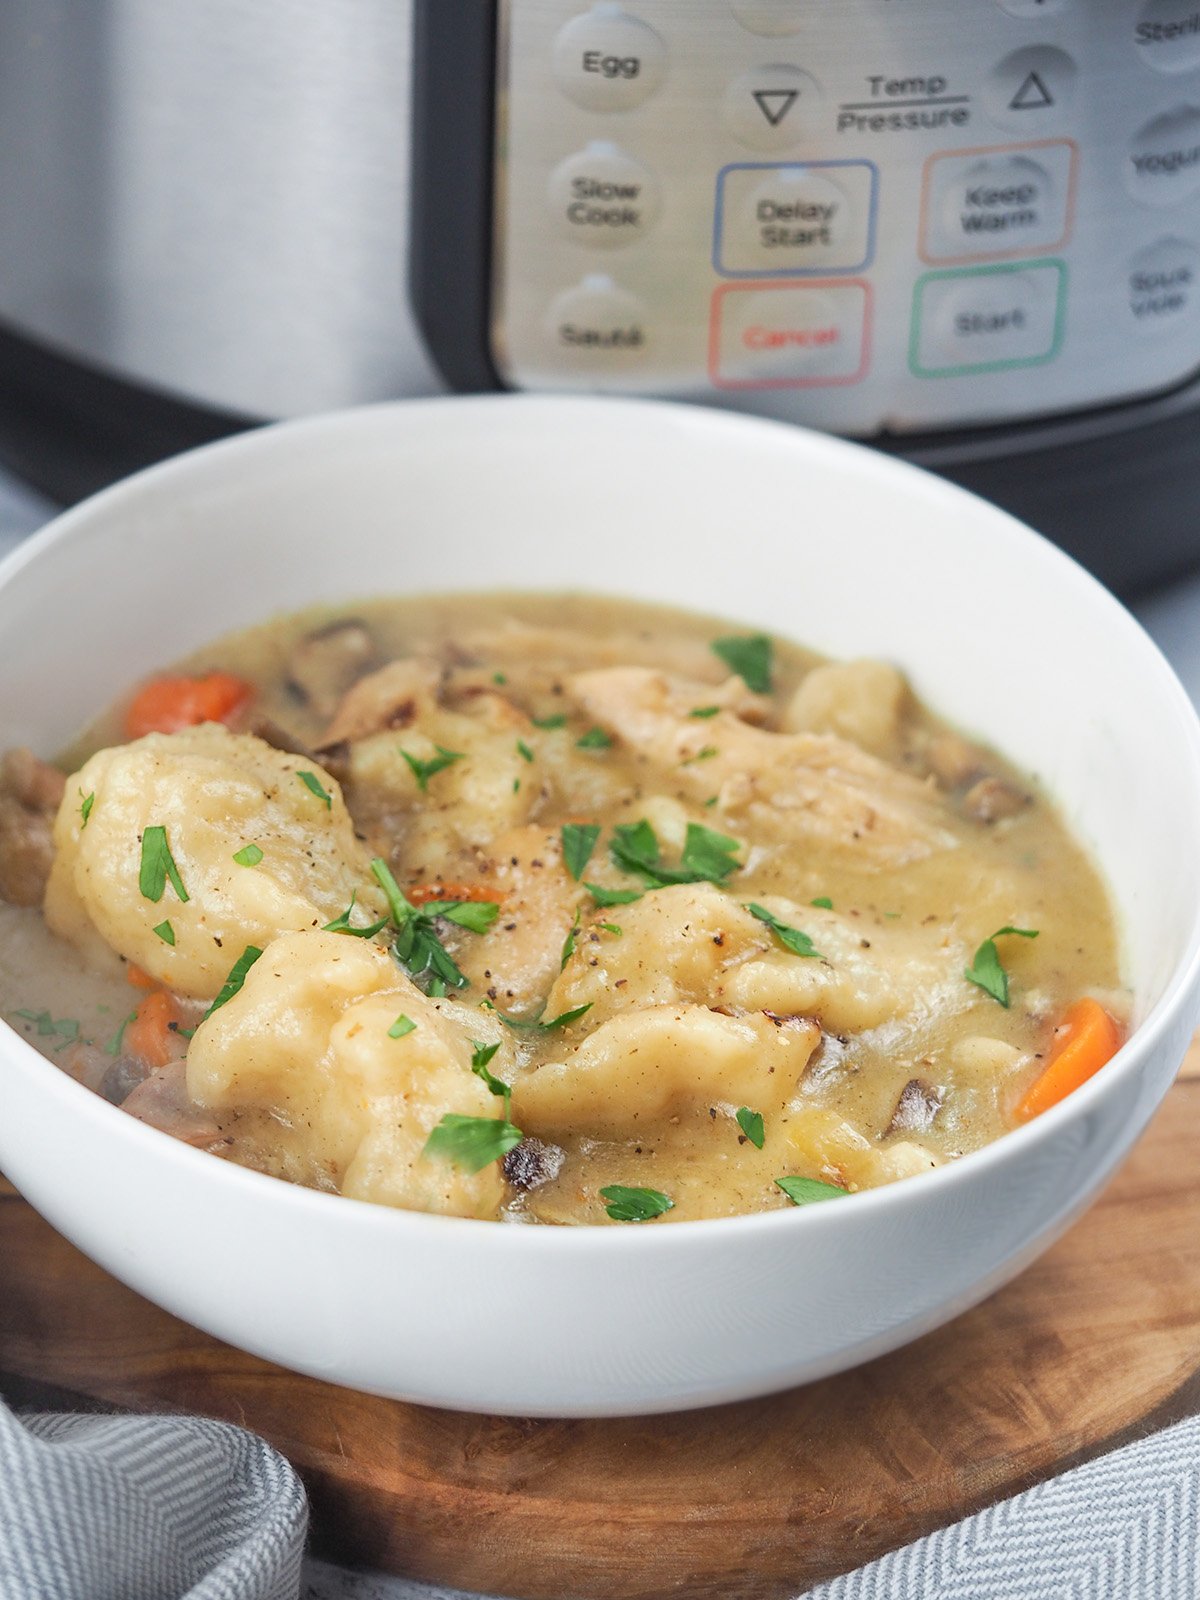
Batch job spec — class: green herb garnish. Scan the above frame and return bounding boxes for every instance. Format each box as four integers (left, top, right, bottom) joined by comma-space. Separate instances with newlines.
585, 882, 643, 908
811, 896, 833, 910
388, 1014, 416, 1039
600, 922, 623, 937
532, 713, 567, 730
423, 1113, 523, 1174
15, 1009, 80, 1051
233, 844, 263, 868
153, 920, 175, 947
560, 913, 580, 971
964, 925, 1039, 1007
470, 1040, 512, 1119
610, 819, 740, 889
80, 791, 95, 828
688, 706, 720, 719
139, 826, 189, 905
516, 739, 534, 763
492, 1001, 593, 1035
776, 1175, 847, 1207
323, 892, 390, 938
399, 744, 464, 792
736, 1107, 765, 1149
434, 900, 500, 934
576, 727, 613, 750
748, 903, 823, 959
369, 858, 492, 993
103, 1009, 138, 1057
205, 945, 264, 1019
493, 672, 507, 686
297, 771, 333, 809
711, 633, 773, 694
561, 822, 601, 882
599, 1185, 675, 1223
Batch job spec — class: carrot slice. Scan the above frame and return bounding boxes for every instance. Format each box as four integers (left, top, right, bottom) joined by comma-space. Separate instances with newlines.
124, 991, 185, 1069
1016, 997, 1123, 1122
124, 672, 254, 740
125, 963, 157, 990
409, 882, 504, 907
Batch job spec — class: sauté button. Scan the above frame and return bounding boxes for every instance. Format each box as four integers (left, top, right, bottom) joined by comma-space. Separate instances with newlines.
546, 276, 650, 359
982, 46, 1077, 130
923, 145, 1074, 261
553, 6, 666, 112
1127, 106, 1200, 203
911, 262, 1065, 375
1135, 1, 1200, 74
549, 143, 661, 247
728, 0, 808, 36
710, 282, 869, 386
716, 161, 875, 275
722, 64, 823, 150
1127, 237, 1200, 331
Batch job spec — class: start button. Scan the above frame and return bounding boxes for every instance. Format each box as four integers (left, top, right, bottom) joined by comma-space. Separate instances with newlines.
911, 260, 1066, 376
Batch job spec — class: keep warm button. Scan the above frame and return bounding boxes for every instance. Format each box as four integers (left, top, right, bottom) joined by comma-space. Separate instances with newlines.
911, 260, 1066, 377
709, 281, 870, 388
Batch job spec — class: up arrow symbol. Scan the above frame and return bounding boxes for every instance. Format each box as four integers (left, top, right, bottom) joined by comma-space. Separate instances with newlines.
752, 88, 799, 127
1009, 70, 1053, 110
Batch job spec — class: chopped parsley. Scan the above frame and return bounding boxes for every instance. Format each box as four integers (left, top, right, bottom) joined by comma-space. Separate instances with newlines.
323, 892, 390, 938
599, 1185, 675, 1223
711, 633, 773, 694
103, 1009, 138, 1057
748, 903, 823, 959
388, 1014, 416, 1040
516, 739, 534, 763
399, 744, 464, 792
15, 1009, 80, 1052
964, 925, 1039, 1007
490, 1001, 593, 1034
776, 1175, 847, 1207
532, 713, 567, 730
152, 920, 175, 947
576, 726, 613, 750
80, 791, 95, 828
560, 913, 580, 971
423, 1113, 523, 1174
561, 822, 601, 882
369, 858, 497, 994
688, 706, 720, 719
811, 896, 833, 910
139, 826, 189, 905
703, 795, 719, 809
599, 922, 623, 937
438, 900, 501, 934
470, 1040, 512, 1119
736, 1107, 765, 1149
297, 770, 332, 809
205, 945, 264, 1019
610, 819, 741, 889
585, 882, 643, 908
232, 844, 263, 868
493, 672, 507, 686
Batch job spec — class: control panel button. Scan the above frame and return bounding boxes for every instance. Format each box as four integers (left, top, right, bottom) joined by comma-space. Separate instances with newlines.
1128, 106, 1200, 203
1135, 2, 1200, 74
994, 0, 1072, 15
709, 281, 870, 387
552, 6, 666, 112
1127, 238, 1200, 333
911, 261, 1065, 376
982, 47, 1077, 130
729, 0, 807, 35
715, 161, 876, 275
545, 276, 649, 359
722, 65, 823, 150
922, 143, 1076, 262
549, 144, 662, 247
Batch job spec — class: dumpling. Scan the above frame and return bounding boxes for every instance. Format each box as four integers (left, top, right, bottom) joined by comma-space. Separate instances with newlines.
187, 929, 510, 1218
44, 726, 382, 999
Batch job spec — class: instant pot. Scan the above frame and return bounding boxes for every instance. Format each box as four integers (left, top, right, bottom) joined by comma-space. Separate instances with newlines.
0, 0, 1198, 590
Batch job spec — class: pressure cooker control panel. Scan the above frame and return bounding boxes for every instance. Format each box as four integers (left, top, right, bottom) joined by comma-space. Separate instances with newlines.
491, 0, 1200, 433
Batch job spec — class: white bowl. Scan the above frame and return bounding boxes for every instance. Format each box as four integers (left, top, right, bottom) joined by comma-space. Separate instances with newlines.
2, 396, 1199, 1418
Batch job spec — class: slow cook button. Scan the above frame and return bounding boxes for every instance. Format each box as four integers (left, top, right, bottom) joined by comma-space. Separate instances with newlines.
549, 143, 661, 247
716, 161, 876, 275
911, 262, 1065, 376
1127, 106, 1200, 203
1127, 237, 1200, 331
923, 145, 1075, 262
710, 282, 869, 387
546, 276, 649, 358
1135, 1, 1200, 74
552, 5, 666, 112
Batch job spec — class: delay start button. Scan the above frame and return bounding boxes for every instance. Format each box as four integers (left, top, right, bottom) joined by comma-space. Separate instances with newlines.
1127, 237, 1200, 332
549, 143, 662, 247
911, 260, 1066, 376
715, 160, 876, 275
709, 281, 870, 388
552, 6, 666, 112
545, 276, 649, 359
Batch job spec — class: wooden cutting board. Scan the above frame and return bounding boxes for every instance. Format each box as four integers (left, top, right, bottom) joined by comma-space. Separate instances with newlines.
4, 1046, 1200, 1600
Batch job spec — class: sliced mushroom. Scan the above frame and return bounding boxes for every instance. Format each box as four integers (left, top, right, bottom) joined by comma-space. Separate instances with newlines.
0, 748, 66, 907
962, 776, 1030, 824
502, 1136, 566, 1192
885, 1077, 944, 1137
286, 619, 379, 720
317, 658, 440, 749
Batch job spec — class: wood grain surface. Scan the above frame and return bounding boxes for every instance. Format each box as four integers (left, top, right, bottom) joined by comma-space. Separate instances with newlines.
3, 1044, 1200, 1600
